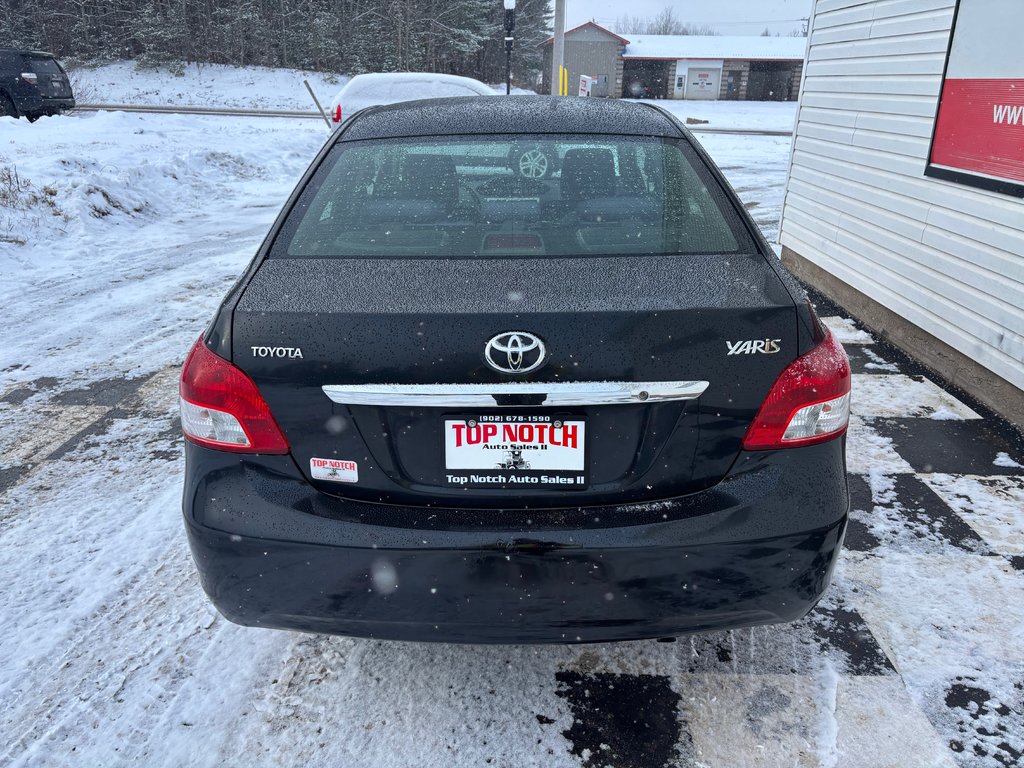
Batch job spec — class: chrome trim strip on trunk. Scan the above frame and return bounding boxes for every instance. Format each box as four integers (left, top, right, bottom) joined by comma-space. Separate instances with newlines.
322, 381, 709, 407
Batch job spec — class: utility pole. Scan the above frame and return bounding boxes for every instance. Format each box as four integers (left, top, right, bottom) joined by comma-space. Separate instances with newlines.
550, 0, 565, 95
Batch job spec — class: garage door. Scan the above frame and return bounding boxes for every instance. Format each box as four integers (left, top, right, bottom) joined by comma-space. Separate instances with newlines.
685, 68, 720, 100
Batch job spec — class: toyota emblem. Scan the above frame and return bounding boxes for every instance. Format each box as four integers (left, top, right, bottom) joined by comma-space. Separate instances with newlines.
484, 331, 547, 374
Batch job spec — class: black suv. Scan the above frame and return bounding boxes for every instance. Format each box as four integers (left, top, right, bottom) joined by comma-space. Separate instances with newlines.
0, 49, 75, 120
181, 97, 851, 644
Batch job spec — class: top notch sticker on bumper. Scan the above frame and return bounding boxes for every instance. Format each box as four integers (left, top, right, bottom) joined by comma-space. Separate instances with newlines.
310, 457, 358, 483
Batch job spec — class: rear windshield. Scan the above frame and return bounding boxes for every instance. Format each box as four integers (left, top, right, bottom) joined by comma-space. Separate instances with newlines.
273, 134, 755, 259
26, 56, 63, 74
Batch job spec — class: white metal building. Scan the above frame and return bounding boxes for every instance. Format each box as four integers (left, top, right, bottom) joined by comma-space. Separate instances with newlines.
779, 0, 1024, 424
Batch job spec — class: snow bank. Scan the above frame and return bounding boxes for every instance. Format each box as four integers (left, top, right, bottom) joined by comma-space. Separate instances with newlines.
67, 60, 348, 111
0, 109, 327, 381
0, 110, 322, 252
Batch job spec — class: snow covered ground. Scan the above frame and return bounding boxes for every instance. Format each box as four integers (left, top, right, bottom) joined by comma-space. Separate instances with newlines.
632, 99, 797, 132
67, 61, 531, 112
692, 132, 792, 241
68, 61, 349, 111
2, 105, 1022, 767
0, 110, 329, 377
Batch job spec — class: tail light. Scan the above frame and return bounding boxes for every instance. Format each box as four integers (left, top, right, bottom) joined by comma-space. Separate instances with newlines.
179, 335, 290, 454
742, 330, 851, 450
20, 72, 38, 86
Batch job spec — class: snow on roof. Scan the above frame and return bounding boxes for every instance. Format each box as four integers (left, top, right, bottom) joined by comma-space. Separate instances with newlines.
542, 22, 630, 46
331, 72, 496, 113
622, 35, 806, 61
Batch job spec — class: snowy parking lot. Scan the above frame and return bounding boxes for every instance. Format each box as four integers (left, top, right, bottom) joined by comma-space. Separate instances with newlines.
2, 105, 1023, 767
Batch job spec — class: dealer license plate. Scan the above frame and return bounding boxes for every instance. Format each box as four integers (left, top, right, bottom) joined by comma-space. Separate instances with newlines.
443, 415, 586, 489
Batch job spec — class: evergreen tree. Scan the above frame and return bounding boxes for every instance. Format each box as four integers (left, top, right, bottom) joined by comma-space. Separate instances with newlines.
0, 0, 553, 87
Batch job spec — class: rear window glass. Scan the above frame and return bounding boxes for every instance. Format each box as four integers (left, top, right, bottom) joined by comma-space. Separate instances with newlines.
26, 57, 62, 74
273, 135, 754, 259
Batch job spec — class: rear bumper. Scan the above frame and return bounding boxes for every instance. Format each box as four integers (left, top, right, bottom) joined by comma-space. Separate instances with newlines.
183, 440, 848, 644
42, 98, 75, 113
18, 94, 75, 113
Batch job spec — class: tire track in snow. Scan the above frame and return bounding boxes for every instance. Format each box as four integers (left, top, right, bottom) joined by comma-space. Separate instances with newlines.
0, 403, 207, 765
210, 638, 585, 768
4, 538, 203, 766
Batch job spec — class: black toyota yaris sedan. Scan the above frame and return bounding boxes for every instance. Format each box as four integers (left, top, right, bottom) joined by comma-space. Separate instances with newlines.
181, 96, 851, 644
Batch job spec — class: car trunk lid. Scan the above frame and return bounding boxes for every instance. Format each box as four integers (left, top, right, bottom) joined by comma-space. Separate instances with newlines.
231, 254, 797, 508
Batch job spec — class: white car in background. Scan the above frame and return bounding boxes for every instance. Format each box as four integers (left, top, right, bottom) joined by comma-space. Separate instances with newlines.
329, 72, 496, 124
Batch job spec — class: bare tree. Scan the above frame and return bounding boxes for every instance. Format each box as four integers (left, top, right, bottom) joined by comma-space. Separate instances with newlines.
614, 7, 717, 36
612, 13, 647, 34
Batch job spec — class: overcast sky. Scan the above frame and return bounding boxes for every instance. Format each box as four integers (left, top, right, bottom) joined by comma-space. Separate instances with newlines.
563, 0, 812, 36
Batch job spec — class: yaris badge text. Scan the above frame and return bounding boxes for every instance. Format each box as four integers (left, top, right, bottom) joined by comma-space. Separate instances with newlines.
726, 339, 781, 355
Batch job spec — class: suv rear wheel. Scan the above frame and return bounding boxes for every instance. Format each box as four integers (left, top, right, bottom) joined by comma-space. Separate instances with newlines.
0, 94, 18, 119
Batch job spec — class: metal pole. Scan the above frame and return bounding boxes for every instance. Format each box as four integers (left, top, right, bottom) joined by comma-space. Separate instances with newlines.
550, 0, 565, 95
303, 79, 332, 130
503, 5, 515, 95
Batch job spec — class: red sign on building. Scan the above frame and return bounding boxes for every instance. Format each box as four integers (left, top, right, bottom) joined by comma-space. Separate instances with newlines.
926, 0, 1024, 196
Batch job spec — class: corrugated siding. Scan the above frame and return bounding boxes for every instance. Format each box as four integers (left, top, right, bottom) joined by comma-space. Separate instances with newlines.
780, 0, 1024, 391
565, 40, 619, 87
